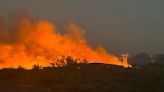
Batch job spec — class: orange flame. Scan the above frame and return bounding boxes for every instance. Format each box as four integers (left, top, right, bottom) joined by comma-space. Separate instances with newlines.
0, 12, 130, 69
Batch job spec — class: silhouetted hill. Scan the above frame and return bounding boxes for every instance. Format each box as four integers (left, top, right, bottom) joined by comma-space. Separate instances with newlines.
129, 53, 164, 65
128, 53, 151, 65
156, 54, 164, 64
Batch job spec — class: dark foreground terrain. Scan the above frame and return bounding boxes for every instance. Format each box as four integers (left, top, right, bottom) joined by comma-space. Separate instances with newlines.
0, 63, 164, 92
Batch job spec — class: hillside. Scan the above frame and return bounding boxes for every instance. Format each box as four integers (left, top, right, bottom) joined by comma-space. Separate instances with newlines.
0, 63, 164, 92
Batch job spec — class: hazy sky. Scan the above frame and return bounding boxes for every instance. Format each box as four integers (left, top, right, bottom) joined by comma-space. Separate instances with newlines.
0, 0, 164, 56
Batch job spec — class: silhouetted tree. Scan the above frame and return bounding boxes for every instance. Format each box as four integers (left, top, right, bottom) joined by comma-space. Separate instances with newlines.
50, 62, 55, 67
55, 56, 66, 67
66, 56, 77, 66
17, 65, 25, 70
32, 64, 40, 70
83, 57, 88, 64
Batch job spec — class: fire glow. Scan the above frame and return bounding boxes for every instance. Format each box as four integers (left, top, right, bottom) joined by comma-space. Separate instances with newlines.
0, 12, 130, 69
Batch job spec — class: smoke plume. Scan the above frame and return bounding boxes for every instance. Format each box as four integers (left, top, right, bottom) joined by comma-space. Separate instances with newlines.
0, 11, 130, 69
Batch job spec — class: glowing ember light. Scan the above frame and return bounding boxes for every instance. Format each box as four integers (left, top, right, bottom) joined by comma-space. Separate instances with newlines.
0, 12, 131, 69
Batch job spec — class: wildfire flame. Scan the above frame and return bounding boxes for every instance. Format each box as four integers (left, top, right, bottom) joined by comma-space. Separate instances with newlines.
0, 11, 130, 69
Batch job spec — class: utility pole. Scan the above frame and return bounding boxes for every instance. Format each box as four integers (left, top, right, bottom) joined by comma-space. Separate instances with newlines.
121, 53, 129, 64
150, 53, 156, 63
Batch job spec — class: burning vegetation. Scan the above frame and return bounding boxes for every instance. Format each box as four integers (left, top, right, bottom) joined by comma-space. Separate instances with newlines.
0, 11, 130, 69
